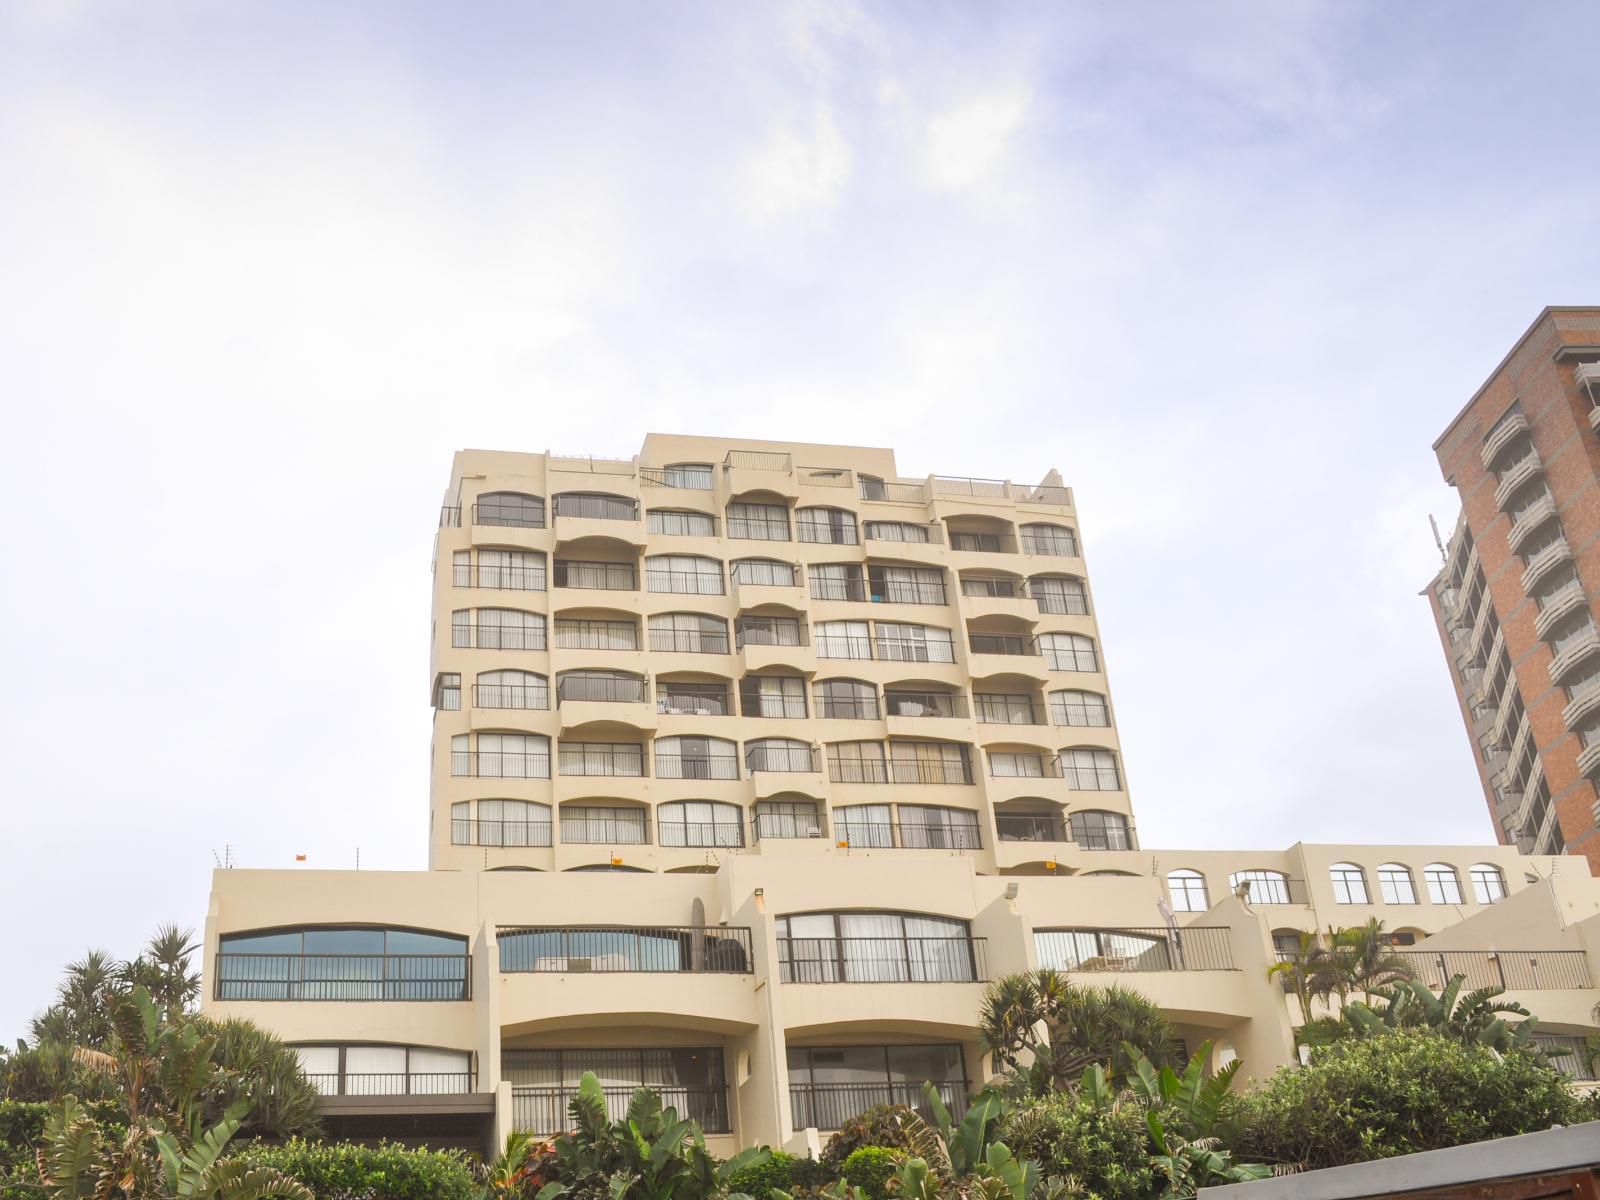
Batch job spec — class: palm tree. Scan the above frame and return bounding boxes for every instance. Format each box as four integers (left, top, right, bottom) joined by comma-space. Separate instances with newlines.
979, 970, 1180, 1094
30, 948, 120, 1047
1330, 920, 1415, 1002
119, 924, 203, 1015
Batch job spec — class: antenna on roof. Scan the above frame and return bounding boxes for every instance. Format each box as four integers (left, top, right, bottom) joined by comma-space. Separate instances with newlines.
1428, 514, 1447, 563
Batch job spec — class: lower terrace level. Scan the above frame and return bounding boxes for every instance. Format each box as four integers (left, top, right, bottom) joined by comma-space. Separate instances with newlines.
201, 848, 1600, 1153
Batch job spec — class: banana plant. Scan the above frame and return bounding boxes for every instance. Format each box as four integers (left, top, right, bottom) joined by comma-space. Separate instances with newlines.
1123, 1041, 1239, 1139
1145, 1112, 1270, 1199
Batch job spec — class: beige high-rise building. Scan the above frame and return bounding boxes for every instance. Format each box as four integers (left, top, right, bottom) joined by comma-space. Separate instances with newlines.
204, 435, 1600, 1154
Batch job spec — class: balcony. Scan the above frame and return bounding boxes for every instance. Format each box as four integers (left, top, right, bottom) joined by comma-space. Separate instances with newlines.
858, 478, 930, 504
451, 750, 551, 779
948, 532, 1019, 555
973, 696, 1047, 726
472, 684, 551, 711
883, 691, 969, 722
1036, 927, 1235, 973
654, 752, 741, 780
832, 819, 982, 850
827, 759, 974, 786
649, 629, 731, 655
557, 744, 648, 778
745, 743, 821, 774
305, 1069, 478, 1097
556, 677, 652, 723
453, 562, 547, 592
1575, 360, 1600, 395
776, 936, 988, 983
1493, 451, 1543, 511
656, 688, 735, 718
1233, 876, 1312, 905
1394, 949, 1592, 991
559, 811, 650, 844
1506, 495, 1559, 554
789, 1080, 967, 1132
552, 495, 646, 547
1547, 626, 1600, 683
213, 954, 471, 1001
724, 449, 799, 500
498, 925, 754, 973
1578, 740, 1600, 781
1480, 410, 1530, 470
1534, 582, 1587, 639
1561, 680, 1600, 729
513, 1083, 729, 1134
995, 813, 1069, 843
451, 818, 553, 848
554, 560, 638, 591
1521, 536, 1573, 592
659, 820, 745, 847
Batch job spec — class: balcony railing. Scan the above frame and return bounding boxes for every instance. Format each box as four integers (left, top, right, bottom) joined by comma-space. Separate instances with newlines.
726, 449, 791, 471
834, 819, 982, 849
1394, 949, 1593, 991
498, 925, 754, 973
884, 692, 969, 719
961, 576, 1028, 600
968, 634, 1040, 657
655, 690, 734, 717
865, 521, 944, 545
859, 479, 930, 503
1034, 592, 1090, 616
659, 820, 746, 847
973, 696, 1045, 725
949, 532, 1018, 554
451, 819, 554, 847
932, 475, 1009, 499
558, 746, 646, 776
1535, 1035, 1599, 1081
727, 515, 792, 541
552, 495, 639, 521
654, 753, 741, 779
474, 501, 547, 528
649, 629, 731, 654
214, 954, 471, 1001
513, 1085, 729, 1134
553, 628, 639, 651
306, 1071, 477, 1096
752, 812, 825, 839
797, 519, 861, 545
472, 684, 551, 710
1233, 876, 1311, 905
816, 696, 882, 720
645, 569, 726, 595
453, 623, 547, 651
557, 677, 650, 705
827, 759, 973, 785
452, 751, 551, 779
1036, 927, 1235, 973
1020, 532, 1078, 557
1062, 764, 1122, 791
559, 813, 650, 844
874, 637, 957, 664
790, 1081, 965, 1132
735, 620, 808, 649
554, 561, 638, 590
810, 577, 868, 602
777, 937, 988, 983
453, 563, 547, 591
739, 693, 808, 720
815, 633, 876, 660
440, 505, 462, 527
995, 813, 1069, 843
746, 744, 821, 773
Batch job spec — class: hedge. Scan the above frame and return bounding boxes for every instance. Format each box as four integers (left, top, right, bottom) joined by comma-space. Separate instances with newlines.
839, 1147, 900, 1200
233, 1138, 479, 1200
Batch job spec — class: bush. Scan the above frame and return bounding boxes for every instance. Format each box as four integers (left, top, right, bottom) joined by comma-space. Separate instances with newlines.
839, 1147, 900, 1200
819, 1105, 913, 1168
0, 1102, 48, 1171
1236, 1031, 1583, 1170
234, 1137, 479, 1200
998, 1092, 1154, 1200
726, 1148, 801, 1197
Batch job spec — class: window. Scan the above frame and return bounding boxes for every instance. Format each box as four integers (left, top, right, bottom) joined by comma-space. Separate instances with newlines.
475, 669, 548, 710
1060, 747, 1120, 790
294, 1045, 474, 1096
973, 693, 1040, 724
834, 802, 892, 844
736, 615, 805, 647
1229, 870, 1293, 905
865, 521, 930, 543
1030, 576, 1089, 615
647, 509, 715, 536
453, 732, 550, 778
655, 680, 731, 716
1377, 864, 1417, 905
745, 737, 815, 773
216, 928, 469, 1001
1470, 863, 1507, 904
646, 555, 724, 595
874, 622, 955, 663
786, 1044, 968, 1131
648, 612, 728, 653
727, 501, 791, 541
884, 689, 963, 718
814, 679, 879, 720
1070, 810, 1132, 851
730, 558, 797, 587
810, 563, 865, 602
475, 491, 545, 528
434, 672, 461, 710
827, 741, 888, 783
796, 506, 859, 545
502, 1048, 728, 1134
869, 564, 946, 605
455, 608, 545, 650
1049, 690, 1109, 727
452, 799, 553, 847
741, 674, 807, 719
1167, 869, 1210, 912
554, 559, 636, 590
658, 800, 744, 847
552, 492, 636, 521
655, 735, 739, 780
1040, 632, 1097, 671
815, 620, 872, 659
560, 805, 648, 844
889, 740, 971, 785
558, 741, 644, 777
899, 805, 981, 848
554, 619, 638, 650
950, 530, 1007, 553
775, 912, 977, 983
857, 475, 888, 500
1020, 523, 1078, 556
969, 631, 1031, 656
1271, 930, 1306, 963
753, 797, 822, 839
1329, 863, 1369, 905
961, 575, 1024, 598
555, 668, 647, 702
1425, 863, 1464, 905
1034, 929, 1171, 972
661, 463, 713, 489
988, 750, 1050, 777
455, 548, 546, 590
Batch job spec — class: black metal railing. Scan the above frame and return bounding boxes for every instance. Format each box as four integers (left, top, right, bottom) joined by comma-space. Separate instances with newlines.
645, 569, 726, 595
1231, 876, 1311, 905
557, 677, 650, 704
1021, 532, 1078, 557
659, 821, 746, 848
884, 692, 968, 719
739, 692, 808, 719
961, 576, 1027, 600
649, 629, 731, 654
472, 684, 551, 709
559, 812, 650, 844
554, 560, 638, 590
988, 755, 1064, 779
640, 467, 714, 490
949, 532, 1018, 554
968, 634, 1040, 657
833, 819, 982, 849
735, 620, 808, 648
452, 819, 554, 847
553, 627, 639, 651
828, 759, 974, 785
746, 744, 821, 773
552, 495, 640, 521
859, 478, 928, 502
214, 954, 471, 1001
797, 519, 861, 545
1018, 485, 1071, 506
499, 925, 754, 973
752, 812, 825, 840
1394, 950, 1593, 991
1035, 927, 1235, 973
815, 696, 882, 720
1033, 590, 1089, 615
1052, 703, 1111, 727
730, 565, 802, 589
864, 522, 944, 545
451, 751, 551, 779
474, 501, 546, 528
453, 562, 547, 591
973, 695, 1044, 724
778, 937, 988, 983
1073, 826, 1138, 851
790, 1081, 965, 1132
726, 449, 791, 471
513, 1085, 729, 1134
1062, 764, 1122, 791
646, 512, 719, 536
655, 690, 734, 716
727, 515, 792, 541
810, 576, 868, 602
876, 579, 948, 605
654, 753, 741, 779
440, 505, 462, 527
815, 633, 876, 659
558, 746, 646, 776
995, 814, 1070, 843
453, 624, 547, 650
874, 638, 957, 664
306, 1071, 477, 1096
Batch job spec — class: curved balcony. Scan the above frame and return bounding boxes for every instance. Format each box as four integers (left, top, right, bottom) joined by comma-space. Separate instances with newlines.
1578, 740, 1600, 781
1506, 495, 1559, 554
1561, 682, 1600, 730
1548, 626, 1600, 684
1521, 536, 1573, 592
1493, 451, 1543, 511
1465, 599, 1495, 662
1480, 411, 1530, 470
1534, 583, 1588, 640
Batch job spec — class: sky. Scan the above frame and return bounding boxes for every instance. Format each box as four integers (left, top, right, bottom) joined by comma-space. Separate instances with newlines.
2, 0, 1598, 1038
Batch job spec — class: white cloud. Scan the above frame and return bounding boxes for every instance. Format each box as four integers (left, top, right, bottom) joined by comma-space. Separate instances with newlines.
924, 87, 1029, 191
738, 102, 852, 220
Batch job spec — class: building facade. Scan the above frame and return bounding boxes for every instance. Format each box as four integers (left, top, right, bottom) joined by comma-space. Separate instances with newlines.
205, 434, 1600, 1154
1426, 308, 1600, 869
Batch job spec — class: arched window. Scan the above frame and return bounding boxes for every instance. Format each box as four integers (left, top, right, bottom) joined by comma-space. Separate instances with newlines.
648, 612, 728, 654
814, 679, 879, 720
557, 738, 644, 777
474, 669, 549, 710
1229, 869, 1293, 905
654, 735, 739, 780
1060, 747, 1120, 790
776, 912, 977, 982
1030, 576, 1088, 615
753, 797, 822, 840
647, 509, 716, 537
1271, 929, 1308, 962
454, 608, 545, 650
1167, 869, 1210, 912
216, 928, 469, 1001
660, 463, 713, 490
645, 555, 724, 595
796, 506, 859, 545
560, 804, 648, 844
745, 737, 815, 773
1020, 523, 1078, 557
1377, 863, 1418, 905
1424, 863, 1463, 905
1040, 632, 1097, 671
475, 491, 545, 528
1049, 690, 1109, 727
727, 501, 791, 541
551, 492, 636, 521
1329, 862, 1369, 905
730, 558, 797, 587
555, 668, 646, 703
1470, 863, 1507, 904
1070, 810, 1132, 851
658, 800, 745, 847
451, 732, 550, 779
451, 799, 553, 847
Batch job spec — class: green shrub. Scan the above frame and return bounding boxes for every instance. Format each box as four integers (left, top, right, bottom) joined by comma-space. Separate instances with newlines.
839, 1147, 900, 1200
819, 1105, 912, 1168
726, 1148, 802, 1197
1236, 1030, 1583, 1170
0, 1102, 48, 1171
999, 1092, 1154, 1200
235, 1137, 478, 1200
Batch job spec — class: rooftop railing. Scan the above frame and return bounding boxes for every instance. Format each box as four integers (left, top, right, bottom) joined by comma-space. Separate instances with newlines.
858, 479, 929, 504
932, 475, 1009, 499
474, 500, 547, 528
725, 450, 792, 471
551, 494, 639, 520
548, 455, 636, 476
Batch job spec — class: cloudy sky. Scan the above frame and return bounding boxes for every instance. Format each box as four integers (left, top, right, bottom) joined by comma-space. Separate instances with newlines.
2, 0, 1598, 1036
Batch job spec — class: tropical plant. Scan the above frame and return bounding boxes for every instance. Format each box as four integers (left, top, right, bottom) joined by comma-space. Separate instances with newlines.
1334, 975, 1536, 1052
478, 1128, 559, 1199
237, 1138, 481, 1200
900, 1084, 1006, 1178
819, 1105, 913, 1168
1124, 1041, 1240, 1140
998, 1088, 1153, 1200
1330, 921, 1416, 1003
979, 972, 1180, 1096
1144, 1111, 1270, 1199
838, 1147, 899, 1200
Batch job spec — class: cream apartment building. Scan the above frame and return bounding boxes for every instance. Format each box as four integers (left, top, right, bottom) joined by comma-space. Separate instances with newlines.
203, 435, 1600, 1154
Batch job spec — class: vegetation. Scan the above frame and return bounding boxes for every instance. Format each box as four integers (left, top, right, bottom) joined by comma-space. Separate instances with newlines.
838, 1147, 900, 1200
819, 1106, 914, 1168
1267, 921, 1416, 1028
236, 1139, 480, 1200
1303, 975, 1537, 1053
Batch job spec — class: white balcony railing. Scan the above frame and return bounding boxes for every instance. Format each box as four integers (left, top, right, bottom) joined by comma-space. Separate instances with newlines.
1480, 410, 1530, 470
